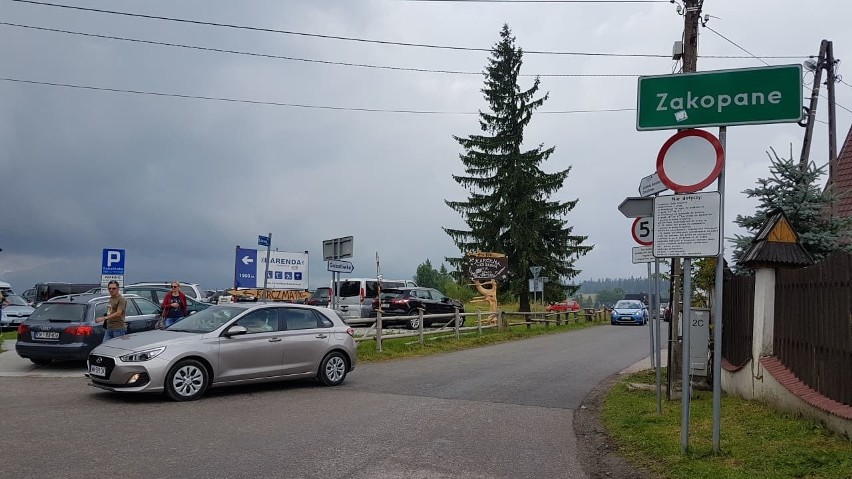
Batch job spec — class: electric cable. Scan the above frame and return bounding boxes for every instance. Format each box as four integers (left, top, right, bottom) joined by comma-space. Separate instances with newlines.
8, 0, 807, 59
0, 76, 636, 115
0, 22, 642, 78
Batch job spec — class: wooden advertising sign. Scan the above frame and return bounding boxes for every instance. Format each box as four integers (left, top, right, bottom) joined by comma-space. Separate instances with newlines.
466, 252, 508, 280
465, 252, 506, 326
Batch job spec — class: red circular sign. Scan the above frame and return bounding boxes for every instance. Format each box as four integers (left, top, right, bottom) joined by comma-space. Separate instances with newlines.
656, 129, 724, 193
631, 217, 653, 246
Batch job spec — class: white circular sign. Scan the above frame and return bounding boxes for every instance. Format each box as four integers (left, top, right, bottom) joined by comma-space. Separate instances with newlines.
656, 129, 724, 193
632, 217, 653, 246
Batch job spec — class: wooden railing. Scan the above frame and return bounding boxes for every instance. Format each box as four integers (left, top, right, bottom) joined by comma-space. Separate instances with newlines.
354, 307, 610, 351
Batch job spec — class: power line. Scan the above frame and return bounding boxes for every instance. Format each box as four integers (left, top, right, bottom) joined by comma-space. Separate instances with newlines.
0, 76, 635, 115
403, 0, 669, 3
703, 24, 852, 116
702, 25, 769, 66
8, 0, 805, 59
0, 22, 640, 78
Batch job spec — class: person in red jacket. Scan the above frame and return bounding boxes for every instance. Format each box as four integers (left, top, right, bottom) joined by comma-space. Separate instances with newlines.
161, 282, 188, 328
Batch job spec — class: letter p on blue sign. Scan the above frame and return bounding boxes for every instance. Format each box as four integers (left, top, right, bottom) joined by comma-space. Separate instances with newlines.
102, 248, 126, 275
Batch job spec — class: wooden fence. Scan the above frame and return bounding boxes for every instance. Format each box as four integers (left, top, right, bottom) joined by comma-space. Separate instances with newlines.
354, 308, 610, 351
721, 273, 754, 369
774, 252, 852, 406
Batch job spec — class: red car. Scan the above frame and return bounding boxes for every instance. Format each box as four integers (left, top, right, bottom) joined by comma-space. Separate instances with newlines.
545, 300, 581, 313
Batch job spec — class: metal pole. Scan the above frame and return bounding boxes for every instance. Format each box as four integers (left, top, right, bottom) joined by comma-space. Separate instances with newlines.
826, 40, 838, 201
800, 40, 828, 170
712, 128, 727, 452
654, 259, 663, 414
681, 258, 693, 454
647, 262, 655, 368
262, 232, 272, 301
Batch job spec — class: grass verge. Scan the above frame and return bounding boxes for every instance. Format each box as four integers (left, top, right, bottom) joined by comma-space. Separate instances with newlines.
602, 369, 852, 479
356, 319, 600, 362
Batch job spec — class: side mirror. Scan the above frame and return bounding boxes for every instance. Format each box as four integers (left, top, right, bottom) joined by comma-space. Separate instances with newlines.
223, 325, 247, 337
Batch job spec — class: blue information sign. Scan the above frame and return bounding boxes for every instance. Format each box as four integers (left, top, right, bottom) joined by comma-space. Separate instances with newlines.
258, 235, 270, 247
101, 248, 126, 275
235, 247, 258, 288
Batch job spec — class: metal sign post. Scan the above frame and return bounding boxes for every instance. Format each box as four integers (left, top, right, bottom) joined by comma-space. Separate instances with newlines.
323, 236, 354, 311
259, 233, 272, 300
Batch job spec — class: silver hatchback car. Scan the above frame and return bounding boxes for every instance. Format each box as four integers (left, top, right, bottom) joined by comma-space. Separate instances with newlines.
87, 303, 357, 401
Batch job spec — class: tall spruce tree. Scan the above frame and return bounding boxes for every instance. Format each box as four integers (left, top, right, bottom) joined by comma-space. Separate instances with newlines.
731, 145, 852, 268
444, 25, 592, 312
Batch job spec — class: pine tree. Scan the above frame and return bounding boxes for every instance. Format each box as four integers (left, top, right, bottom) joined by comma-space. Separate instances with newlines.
444, 24, 592, 312
731, 145, 852, 267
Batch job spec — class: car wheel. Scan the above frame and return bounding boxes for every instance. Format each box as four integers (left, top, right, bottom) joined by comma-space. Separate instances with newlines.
317, 351, 348, 386
29, 358, 52, 366
406, 310, 421, 330
165, 359, 209, 401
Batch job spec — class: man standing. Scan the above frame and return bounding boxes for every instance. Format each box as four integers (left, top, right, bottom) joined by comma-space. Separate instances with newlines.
95, 280, 127, 341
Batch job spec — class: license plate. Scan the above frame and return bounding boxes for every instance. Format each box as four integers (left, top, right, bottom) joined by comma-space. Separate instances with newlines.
33, 331, 60, 340
89, 365, 107, 377
381, 303, 390, 308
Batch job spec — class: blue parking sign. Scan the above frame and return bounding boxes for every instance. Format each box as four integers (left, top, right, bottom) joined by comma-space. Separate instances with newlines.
102, 249, 126, 275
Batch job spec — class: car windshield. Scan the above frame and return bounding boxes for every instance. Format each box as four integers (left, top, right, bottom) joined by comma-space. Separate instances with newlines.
166, 305, 244, 333
614, 300, 643, 309
28, 303, 88, 322
4, 294, 29, 307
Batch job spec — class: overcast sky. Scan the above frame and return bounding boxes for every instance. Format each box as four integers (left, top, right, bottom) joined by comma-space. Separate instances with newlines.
1, 0, 850, 292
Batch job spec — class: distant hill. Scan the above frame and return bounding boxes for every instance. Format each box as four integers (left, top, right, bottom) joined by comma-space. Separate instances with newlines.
578, 277, 670, 297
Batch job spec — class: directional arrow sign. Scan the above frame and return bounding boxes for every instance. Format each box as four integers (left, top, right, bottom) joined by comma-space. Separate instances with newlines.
242, 255, 254, 265
327, 259, 354, 274
618, 197, 654, 218
639, 173, 667, 197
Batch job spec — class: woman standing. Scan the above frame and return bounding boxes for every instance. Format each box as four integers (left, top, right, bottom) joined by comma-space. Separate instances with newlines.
161, 282, 188, 328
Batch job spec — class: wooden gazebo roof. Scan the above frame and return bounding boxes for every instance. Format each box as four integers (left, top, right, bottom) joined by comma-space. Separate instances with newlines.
739, 210, 815, 268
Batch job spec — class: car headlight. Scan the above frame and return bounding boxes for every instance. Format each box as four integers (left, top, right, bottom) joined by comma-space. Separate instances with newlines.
120, 346, 165, 362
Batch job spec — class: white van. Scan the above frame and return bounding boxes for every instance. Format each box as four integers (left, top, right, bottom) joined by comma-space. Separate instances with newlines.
332, 277, 417, 320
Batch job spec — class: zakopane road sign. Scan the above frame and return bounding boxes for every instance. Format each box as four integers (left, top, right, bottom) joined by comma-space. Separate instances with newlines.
636, 65, 803, 130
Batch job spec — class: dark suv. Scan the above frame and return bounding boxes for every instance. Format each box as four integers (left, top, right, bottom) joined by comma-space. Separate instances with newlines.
372, 287, 465, 329
306, 287, 331, 307
15, 293, 161, 364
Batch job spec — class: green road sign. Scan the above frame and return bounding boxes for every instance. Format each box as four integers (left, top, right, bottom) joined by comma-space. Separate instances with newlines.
636, 65, 803, 130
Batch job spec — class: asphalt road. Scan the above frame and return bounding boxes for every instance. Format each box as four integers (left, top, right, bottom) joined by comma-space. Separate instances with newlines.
0, 324, 658, 479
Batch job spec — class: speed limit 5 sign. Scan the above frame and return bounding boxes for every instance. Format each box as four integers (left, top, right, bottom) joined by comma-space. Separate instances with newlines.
632, 217, 653, 246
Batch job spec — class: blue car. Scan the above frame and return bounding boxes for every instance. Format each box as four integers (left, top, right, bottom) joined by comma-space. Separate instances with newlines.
610, 300, 648, 326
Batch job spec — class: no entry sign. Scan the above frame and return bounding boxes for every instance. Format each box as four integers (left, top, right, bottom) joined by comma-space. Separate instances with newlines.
656, 129, 724, 193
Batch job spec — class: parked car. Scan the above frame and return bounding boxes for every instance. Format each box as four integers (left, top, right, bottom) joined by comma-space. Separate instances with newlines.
122, 285, 211, 315
545, 299, 581, 313
372, 287, 465, 329
334, 278, 416, 320
33, 282, 101, 306
20, 288, 36, 306
610, 300, 648, 326
87, 303, 357, 401
124, 281, 206, 302
15, 293, 162, 364
306, 287, 331, 307
1, 294, 35, 330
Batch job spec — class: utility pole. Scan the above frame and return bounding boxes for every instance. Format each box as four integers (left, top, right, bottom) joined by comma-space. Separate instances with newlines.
825, 41, 838, 190
799, 40, 828, 172
668, 0, 702, 401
